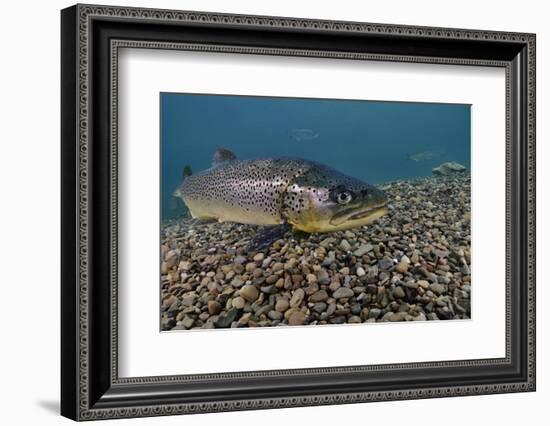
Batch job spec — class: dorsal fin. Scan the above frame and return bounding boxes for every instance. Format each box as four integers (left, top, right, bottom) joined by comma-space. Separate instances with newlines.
212, 148, 237, 167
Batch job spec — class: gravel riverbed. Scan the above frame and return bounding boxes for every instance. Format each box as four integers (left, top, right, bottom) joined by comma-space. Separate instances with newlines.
160, 174, 471, 330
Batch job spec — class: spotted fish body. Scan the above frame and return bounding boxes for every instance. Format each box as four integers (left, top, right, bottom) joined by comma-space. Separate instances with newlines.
176, 150, 388, 233
181, 158, 304, 226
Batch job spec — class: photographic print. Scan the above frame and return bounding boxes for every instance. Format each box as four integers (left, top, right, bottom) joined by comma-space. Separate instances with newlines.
160, 93, 471, 331
61, 6, 536, 418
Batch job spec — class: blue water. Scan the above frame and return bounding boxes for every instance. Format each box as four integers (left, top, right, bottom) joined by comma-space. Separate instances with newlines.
161, 93, 470, 221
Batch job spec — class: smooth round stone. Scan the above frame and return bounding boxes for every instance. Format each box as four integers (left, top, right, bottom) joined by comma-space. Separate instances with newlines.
392, 287, 406, 299
332, 287, 354, 299
329, 281, 341, 292
268, 310, 283, 320
265, 274, 279, 284
288, 311, 307, 325
369, 308, 381, 319
356, 267, 366, 277
275, 298, 289, 312
290, 288, 305, 308
181, 316, 195, 329
207, 300, 222, 315
316, 269, 330, 285
309, 290, 329, 303
253, 253, 265, 262
404, 281, 419, 289
312, 302, 327, 313
339, 267, 350, 275
272, 262, 284, 272
232, 296, 246, 310
395, 261, 408, 273
429, 283, 447, 295
240, 285, 259, 302
230, 277, 244, 288
417, 280, 430, 289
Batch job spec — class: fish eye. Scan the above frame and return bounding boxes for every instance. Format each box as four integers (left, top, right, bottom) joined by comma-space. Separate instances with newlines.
336, 190, 353, 205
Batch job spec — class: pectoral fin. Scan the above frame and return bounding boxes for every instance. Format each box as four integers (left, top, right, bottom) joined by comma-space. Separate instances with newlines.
247, 223, 291, 252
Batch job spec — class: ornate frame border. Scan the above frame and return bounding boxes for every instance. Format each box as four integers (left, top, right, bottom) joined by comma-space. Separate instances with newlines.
61, 3, 536, 421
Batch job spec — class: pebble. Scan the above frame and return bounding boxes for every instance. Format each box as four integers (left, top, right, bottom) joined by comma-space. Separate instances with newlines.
312, 302, 327, 313
230, 277, 244, 288
417, 280, 430, 289
161, 174, 471, 329
340, 239, 352, 251
215, 308, 239, 328
395, 261, 408, 273
208, 300, 222, 315
240, 285, 259, 302
272, 262, 284, 272
317, 269, 330, 285
181, 316, 195, 329
275, 298, 289, 312
306, 273, 317, 284
429, 283, 447, 295
320, 237, 336, 247
339, 267, 350, 275
288, 311, 307, 325
353, 243, 374, 257
268, 310, 283, 320
181, 294, 196, 307
378, 258, 393, 270
309, 290, 329, 303
392, 287, 406, 299
290, 288, 305, 307
332, 287, 354, 299
231, 296, 246, 310
369, 308, 381, 319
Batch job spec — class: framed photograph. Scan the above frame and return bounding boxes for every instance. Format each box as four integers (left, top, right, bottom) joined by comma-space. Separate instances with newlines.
61, 4, 536, 421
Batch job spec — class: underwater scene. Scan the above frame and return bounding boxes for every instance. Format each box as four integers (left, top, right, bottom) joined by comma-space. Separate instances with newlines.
160, 93, 471, 331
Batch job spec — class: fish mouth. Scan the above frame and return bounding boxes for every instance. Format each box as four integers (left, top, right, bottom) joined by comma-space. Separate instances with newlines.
330, 202, 388, 226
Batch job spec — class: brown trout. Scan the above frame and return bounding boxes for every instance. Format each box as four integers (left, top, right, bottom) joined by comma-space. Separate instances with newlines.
173, 149, 387, 237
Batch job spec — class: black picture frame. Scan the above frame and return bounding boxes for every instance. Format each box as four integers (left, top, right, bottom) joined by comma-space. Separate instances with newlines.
61, 4, 536, 421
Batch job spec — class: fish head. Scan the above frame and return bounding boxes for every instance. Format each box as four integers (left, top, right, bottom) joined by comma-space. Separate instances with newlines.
282, 163, 388, 233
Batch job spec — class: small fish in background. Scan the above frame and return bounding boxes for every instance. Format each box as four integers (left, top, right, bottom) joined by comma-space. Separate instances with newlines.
291, 128, 319, 142
173, 148, 387, 250
407, 151, 442, 163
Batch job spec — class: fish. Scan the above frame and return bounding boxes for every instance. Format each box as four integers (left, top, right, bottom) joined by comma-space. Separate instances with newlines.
291, 128, 319, 142
173, 149, 387, 249
407, 151, 441, 162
